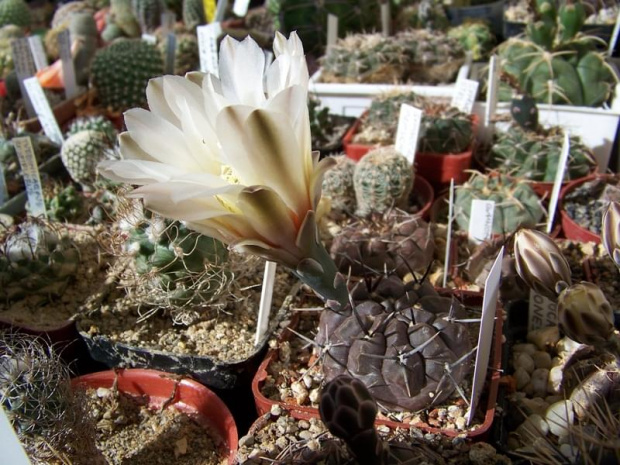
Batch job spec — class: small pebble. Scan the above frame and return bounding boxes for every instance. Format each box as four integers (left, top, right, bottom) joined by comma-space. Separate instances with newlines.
528, 326, 560, 351
270, 404, 282, 416
515, 353, 535, 373
532, 351, 552, 369
530, 368, 550, 398
514, 367, 531, 390
546, 400, 574, 437
512, 343, 537, 354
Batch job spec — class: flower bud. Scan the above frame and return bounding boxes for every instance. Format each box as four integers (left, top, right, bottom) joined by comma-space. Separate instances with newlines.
602, 201, 620, 269
557, 282, 614, 347
513, 229, 571, 300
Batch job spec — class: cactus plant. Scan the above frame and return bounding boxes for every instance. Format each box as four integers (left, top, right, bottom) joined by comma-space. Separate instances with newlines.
315, 275, 473, 412
157, 32, 199, 75
182, 0, 205, 30
131, 0, 164, 32
497, 0, 618, 107
66, 115, 118, 144
26, 183, 87, 223
418, 103, 474, 154
353, 146, 413, 217
394, 0, 450, 32
330, 210, 435, 278
61, 130, 117, 188
90, 38, 164, 111
321, 154, 356, 215
454, 172, 546, 235
447, 21, 496, 61
0, 220, 80, 302
0, 0, 31, 28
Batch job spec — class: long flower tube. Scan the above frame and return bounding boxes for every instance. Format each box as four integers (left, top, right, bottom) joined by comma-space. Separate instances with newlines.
98, 32, 348, 309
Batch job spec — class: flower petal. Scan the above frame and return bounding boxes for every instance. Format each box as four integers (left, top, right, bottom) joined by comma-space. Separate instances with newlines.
219, 35, 266, 107
145, 77, 180, 128
97, 159, 188, 184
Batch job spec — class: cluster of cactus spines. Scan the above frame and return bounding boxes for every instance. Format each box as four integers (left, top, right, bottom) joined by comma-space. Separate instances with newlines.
61, 130, 117, 188
353, 91, 426, 145
119, 206, 232, 324
0, 220, 80, 302
446, 20, 496, 61
315, 275, 473, 412
104, 0, 141, 39
418, 103, 473, 154
0, 24, 23, 78
26, 183, 86, 223
488, 125, 596, 183
182, 0, 205, 30
0, 332, 102, 464
497, 0, 618, 106
395, 0, 450, 32
131, 0, 164, 32
330, 211, 434, 278
455, 172, 545, 236
91, 38, 164, 111
67, 115, 118, 144
0, 0, 31, 28
320, 33, 406, 84
353, 146, 413, 218
321, 154, 356, 215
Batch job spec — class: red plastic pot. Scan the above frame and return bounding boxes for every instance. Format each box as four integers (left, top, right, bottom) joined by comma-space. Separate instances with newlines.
72, 368, 238, 464
251, 289, 503, 440
411, 174, 434, 220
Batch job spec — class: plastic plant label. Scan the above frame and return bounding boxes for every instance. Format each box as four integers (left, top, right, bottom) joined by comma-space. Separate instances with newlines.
11, 37, 37, 118
165, 33, 176, 74
13, 136, 47, 218
610, 11, 620, 56
141, 33, 157, 45
0, 406, 31, 465
58, 30, 78, 99
203, 0, 216, 22
451, 78, 479, 114
484, 55, 499, 127
28, 35, 48, 71
23, 77, 64, 146
214, 0, 228, 22
161, 11, 176, 34
380, 2, 390, 36
327, 14, 338, 48
255, 261, 277, 346
197, 22, 221, 77
468, 199, 495, 244
442, 179, 455, 288
546, 132, 570, 234
467, 246, 503, 425
0, 164, 7, 205
394, 103, 423, 164
233, 0, 250, 17
528, 289, 558, 331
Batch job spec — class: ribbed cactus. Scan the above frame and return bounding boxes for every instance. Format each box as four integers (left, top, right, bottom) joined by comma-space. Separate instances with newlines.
91, 38, 164, 111
330, 211, 434, 278
158, 32, 199, 75
26, 183, 86, 223
66, 115, 118, 144
0, 221, 80, 302
315, 275, 473, 412
353, 146, 413, 217
0, 0, 31, 28
321, 154, 356, 214
418, 103, 474, 154
447, 21, 495, 61
132, 0, 164, 31
120, 208, 232, 323
454, 172, 545, 235
182, 0, 205, 30
61, 130, 116, 188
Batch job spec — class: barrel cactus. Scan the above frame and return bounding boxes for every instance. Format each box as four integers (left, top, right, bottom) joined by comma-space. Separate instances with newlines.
454, 172, 546, 235
321, 154, 356, 215
158, 32, 199, 75
418, 103, 474, 154
0, 220, 80, 302
0, 0, 31, 28
90, 38, 164, 111
131, 0, 164, 32
61, 130, 117, 188
447, 21, 496, 61
182, 0, 205, 30
330, 211, 434, 278
353, 146, 413, 217
315, 275, 473, 412
66, 115, 118, 143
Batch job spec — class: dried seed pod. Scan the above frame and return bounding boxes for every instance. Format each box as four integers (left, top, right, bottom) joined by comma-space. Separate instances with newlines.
602, 201, 620, 269
514, 228, 571, 300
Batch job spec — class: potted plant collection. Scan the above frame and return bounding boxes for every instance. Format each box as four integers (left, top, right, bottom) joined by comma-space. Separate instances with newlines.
1, 0, 620, 463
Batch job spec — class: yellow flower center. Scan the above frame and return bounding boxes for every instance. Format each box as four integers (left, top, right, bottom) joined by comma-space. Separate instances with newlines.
216, 165, 242, 213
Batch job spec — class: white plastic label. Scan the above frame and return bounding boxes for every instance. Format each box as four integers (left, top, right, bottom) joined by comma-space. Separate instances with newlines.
467, 246, 503, 425
485, 55, 500, 127
165, 33, 176, 74
214, 0, 228, 22
233, 0, 250, 17
394, 103, 423, 164
0, 406, 31, 465
58, 30, 78, 99
0, 164, 7, 205
28, 36, 48, 71
610, 11, 620, 56
327, 14, 338, 48
451, 78, 479, 114
380, 2, 390, 36
255, 261, 277, 346
468, 199, 495, 244
13, 137, 46, 218
528, 289, 558, 331
197, 22, 221, 77
10, 37, 36, 118
141, 33, 157, 45
442, 179, 455, 288
23, 77, 64, 146
546, 132, 570, 234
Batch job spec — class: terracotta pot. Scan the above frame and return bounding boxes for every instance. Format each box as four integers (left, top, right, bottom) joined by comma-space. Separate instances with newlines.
558, 173, 617, 243
411, 174, 434, 220
252, 289, 504, 440
72, 368, 238, 464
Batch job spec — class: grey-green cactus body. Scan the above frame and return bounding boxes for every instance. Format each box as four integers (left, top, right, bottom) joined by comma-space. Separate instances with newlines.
61, 130, 115, 187
0, 0, 31, 28
321, 154, 356, 214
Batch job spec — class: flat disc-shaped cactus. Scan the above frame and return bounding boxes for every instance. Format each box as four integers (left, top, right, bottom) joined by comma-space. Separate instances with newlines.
316, 276, 472, 412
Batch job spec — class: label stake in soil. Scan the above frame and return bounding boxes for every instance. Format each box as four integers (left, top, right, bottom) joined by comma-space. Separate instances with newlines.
0, 164, 7, 205
27, 36, 48, 72
443, 178, 455, 288
13, 136, 47, 218
58, 30, 78, 100
0, 406, 31, 465
197, 23, 221, 76
484, 55, 499, 130
255, 261, 277, 346
10, 37, 37, 118
546, 132, 570, 234
23, 77, 64, 146
467, 246, 503, 425
327, 14, 338, 49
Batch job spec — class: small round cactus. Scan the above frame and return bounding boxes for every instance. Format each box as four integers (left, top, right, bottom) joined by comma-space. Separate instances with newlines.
353, 146, 413, 217
61, 130, 117, 188
0, 0, 31, 28
66, 115, 118, 144
321, 154, 356, 215
418, 103, 473, 154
